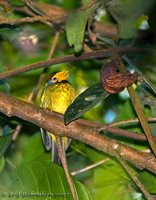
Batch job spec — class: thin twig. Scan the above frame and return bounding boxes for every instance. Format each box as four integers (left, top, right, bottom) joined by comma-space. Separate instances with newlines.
0, 47, 156, 80
71, 158, 110, 176
78, 117, 156, 142
1, 0, 152, 40
104, 127, 147, 141
78, 119, 147, 141
56, 136, 78, 200
0, 15, 64, 25
100, 117, 156, 128
47, 31, 61, 60
31, 31, 61, 102
12, 124, 22, 141
5, 158, 16, 169
113, 145, 154, 200
0, 0, 97, 26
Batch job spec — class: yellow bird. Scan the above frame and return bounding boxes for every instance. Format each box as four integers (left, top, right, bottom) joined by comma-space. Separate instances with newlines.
38, 71, 76, 164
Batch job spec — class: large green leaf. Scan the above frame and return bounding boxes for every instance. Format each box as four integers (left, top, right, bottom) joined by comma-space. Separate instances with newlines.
105, 0, 155, 38
138, 171, 156, 194
8, 0, 24, 6
0, 24, 22, 43
66, 8, 91, 52
0, 161, 92, 200
22, 133, 50, 163
0, 80, 10, 94
0, 129, 12, 157
93, 160, 133, 200
64, 84, 109, 124
82, 0, 92, 4
0, 156, 5, 174
86, 146, 108, 163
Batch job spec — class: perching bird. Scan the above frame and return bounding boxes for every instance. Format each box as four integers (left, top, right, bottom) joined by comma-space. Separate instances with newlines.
38, 71, 76, 164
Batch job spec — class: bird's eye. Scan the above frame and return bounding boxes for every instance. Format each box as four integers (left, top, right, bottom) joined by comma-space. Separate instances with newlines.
52, 77, 57, 82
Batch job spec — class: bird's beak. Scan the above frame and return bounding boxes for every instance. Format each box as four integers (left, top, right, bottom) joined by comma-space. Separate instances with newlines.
47, 80, 53, 85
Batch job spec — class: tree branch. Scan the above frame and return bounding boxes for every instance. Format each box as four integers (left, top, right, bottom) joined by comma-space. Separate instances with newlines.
0, 47, 156, 80
77, 118, 156, 142
0, 91, 156, 174
1, 0, 153, 40
0, 16, 57, 24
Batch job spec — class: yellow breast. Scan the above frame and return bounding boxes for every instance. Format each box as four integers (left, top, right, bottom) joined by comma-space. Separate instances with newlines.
40, 82, 76, 114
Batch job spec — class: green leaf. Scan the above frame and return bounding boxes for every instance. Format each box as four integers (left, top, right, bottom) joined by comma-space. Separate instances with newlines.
3, 161, 92, 200
0, 156, 5, 174
0, 80, 10, 94
2, 125, 12, 137
22, 133, 50, 163
66, 8, 91, 52
0, 135, 12, 157
64, 83, 109, 124
8, 0, 24, 6
93, 160, 133, 200
82, 0, 91, 4
0, 24, 22, 42
86, 146, 108, 163
0, 114, 13, 157
105, 0, 155, 38
75, 182, 93, 200
138, 171, 156, 193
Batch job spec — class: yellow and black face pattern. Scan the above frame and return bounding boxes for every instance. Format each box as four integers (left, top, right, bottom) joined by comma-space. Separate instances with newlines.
41, 70, 76, 113
47, 71, 69, 85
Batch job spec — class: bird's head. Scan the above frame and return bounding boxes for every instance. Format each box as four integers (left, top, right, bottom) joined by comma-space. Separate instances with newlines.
47, 71, 69, 85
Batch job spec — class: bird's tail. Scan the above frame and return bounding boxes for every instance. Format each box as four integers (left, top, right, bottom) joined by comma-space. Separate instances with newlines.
51, 138, 61, 165
40, 128, 71, 165
40, 128, 51, 150
40, 128, 61, 164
